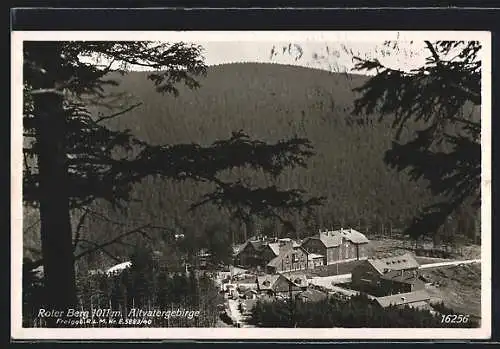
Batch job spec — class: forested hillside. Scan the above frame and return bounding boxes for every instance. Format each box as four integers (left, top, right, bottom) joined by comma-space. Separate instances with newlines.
23, 63, 479, 267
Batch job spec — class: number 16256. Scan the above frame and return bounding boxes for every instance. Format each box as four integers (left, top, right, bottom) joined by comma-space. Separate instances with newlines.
441, 314, 469, 324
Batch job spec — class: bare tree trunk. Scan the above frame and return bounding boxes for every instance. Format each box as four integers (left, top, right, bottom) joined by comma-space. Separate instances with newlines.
31, 42, 77, 325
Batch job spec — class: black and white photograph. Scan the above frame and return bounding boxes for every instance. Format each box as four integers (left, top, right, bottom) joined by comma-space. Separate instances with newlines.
11, 31, 491, 340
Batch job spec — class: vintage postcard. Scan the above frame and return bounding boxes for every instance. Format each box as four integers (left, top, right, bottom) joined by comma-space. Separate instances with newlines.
11, 30, 491, 340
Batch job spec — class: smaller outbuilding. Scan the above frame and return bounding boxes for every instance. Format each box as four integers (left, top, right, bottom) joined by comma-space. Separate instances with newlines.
374, 289, 431, 310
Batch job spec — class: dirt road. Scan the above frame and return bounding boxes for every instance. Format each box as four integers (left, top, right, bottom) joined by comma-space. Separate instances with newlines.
419, 259, 481, 270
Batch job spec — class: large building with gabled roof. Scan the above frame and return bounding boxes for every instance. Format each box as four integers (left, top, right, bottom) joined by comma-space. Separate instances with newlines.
266, 243, 309, 274
301, 228, 370, 265
234, 228, 370, 269
351, 252, 424, 296
234, 237, 303, 269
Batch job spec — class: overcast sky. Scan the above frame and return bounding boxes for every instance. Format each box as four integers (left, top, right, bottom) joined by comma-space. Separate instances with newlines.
43, 30, 485, 75
199, 41, 429, 74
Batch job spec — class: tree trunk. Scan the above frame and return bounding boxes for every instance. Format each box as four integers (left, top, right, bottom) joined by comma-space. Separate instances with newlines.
31, 42, 77, 325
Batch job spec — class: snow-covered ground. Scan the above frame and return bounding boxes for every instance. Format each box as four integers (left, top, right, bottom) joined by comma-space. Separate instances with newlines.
105, 261, 131, 275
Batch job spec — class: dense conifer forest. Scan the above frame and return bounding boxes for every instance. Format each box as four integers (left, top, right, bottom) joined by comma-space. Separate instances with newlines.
23, 62, 480, 268
248, 293, 479, 328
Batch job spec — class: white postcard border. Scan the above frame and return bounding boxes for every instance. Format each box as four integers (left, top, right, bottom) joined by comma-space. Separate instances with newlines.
11, 30, 492, 340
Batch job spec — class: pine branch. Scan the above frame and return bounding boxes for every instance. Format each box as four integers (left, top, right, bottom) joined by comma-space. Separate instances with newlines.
95, 102, 143, 123
83, 208, 175, 232
74, 224, 152, 261
424, 40, 441, 64
26, 225, 152, 272
74, 239, 122, 263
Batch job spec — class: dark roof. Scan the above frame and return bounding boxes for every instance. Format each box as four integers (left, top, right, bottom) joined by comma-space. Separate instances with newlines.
267, 254, 284, 269
266, 242, 280, 256
302, 234, 342, 248
234, 241, 249, 256
238, 239, 300, 257
368, 253, 420, 274
257, 274, 280, 290
266, 247, 307, 268
236, 239, 266, 256
249, 240, 265, 251
296, 289, 328, 302
284, 273, 308, 287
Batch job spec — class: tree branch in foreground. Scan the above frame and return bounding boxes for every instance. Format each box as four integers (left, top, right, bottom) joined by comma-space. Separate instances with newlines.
74, 224, 152, 261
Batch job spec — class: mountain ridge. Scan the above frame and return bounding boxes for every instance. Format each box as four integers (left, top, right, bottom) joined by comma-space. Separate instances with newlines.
23, 62, 478, 265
